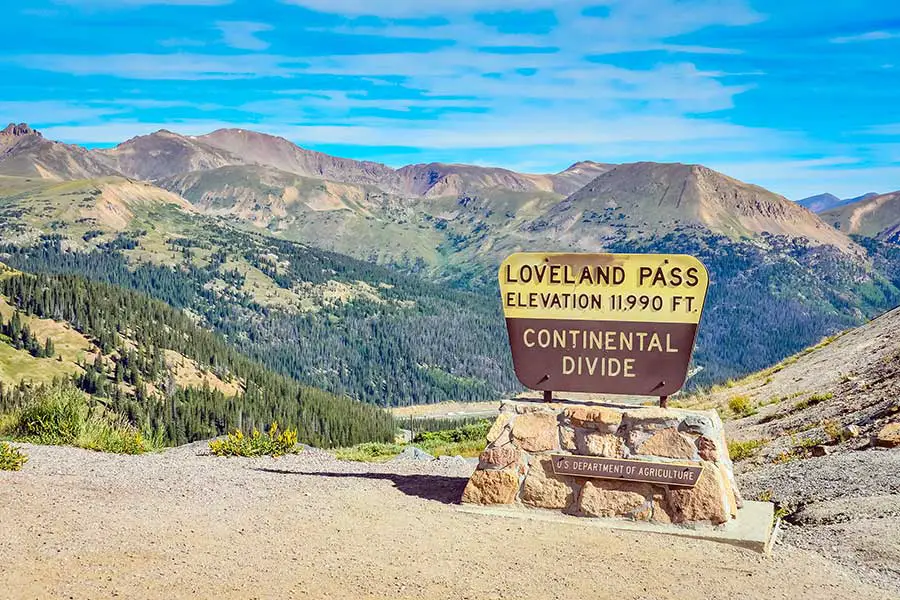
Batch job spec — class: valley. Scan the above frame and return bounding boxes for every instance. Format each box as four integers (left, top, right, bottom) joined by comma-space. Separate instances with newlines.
2, 122, 899, 408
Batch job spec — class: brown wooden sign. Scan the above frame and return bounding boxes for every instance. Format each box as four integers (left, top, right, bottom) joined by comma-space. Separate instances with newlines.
499, 253, 709, 397
550, 455, 702, 487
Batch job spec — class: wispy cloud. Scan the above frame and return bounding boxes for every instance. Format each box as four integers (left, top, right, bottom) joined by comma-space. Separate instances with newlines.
57, 0, 232, 6
12, 53, 302, 80
830, 30, 900, 44
216, 21, 273, 51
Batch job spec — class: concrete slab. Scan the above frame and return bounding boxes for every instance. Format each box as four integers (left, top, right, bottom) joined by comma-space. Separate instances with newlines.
458, 500, 778, 554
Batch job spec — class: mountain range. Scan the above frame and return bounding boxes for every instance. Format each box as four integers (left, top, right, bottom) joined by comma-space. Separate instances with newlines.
1, 120, 900, 404
796, 192, 880, 213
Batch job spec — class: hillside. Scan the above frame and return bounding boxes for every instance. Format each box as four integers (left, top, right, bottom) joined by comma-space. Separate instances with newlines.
534, 162, 857, 252
0, 266, 395, 447
684, 307, 900, 586
821, 191, 900, 240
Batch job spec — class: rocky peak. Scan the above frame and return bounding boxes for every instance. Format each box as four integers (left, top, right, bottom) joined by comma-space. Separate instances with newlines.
1, 123, 40, 137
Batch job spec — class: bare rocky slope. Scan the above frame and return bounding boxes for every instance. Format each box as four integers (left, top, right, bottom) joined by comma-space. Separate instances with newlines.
821, 190, 900, 241
0, 123, 120, 180
690, 306, 900, 588
536, 162, 860, 252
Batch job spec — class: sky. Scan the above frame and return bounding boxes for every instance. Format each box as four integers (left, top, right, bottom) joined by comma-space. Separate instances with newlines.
1, 0, 899, 199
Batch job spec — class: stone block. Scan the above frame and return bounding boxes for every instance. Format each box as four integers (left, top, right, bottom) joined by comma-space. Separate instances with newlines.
564, 406, 623, 433
478, 445, 524, 472
635, 427, 697, 459
461, 469, 520, 505
521, 457, 576, 509
511, 412, 559, 452
651, 495, 673, 524
579, 480, 653, 520
620, 407, 683, 432
666, 463, 730, 525
678, 413, 717, 438
486, 413, 514, 446
581, 432, 626, 458
559, 426, 577, 452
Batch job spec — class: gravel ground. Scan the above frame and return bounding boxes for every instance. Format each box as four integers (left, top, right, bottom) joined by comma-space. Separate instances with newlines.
2, 443, 898, 600
738, 448, 900, 590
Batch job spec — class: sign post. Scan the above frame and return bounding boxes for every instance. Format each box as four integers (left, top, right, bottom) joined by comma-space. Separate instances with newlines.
498, 252, 709, 403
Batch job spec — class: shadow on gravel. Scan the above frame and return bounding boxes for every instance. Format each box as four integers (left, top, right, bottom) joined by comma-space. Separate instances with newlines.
255, 468, 469, 504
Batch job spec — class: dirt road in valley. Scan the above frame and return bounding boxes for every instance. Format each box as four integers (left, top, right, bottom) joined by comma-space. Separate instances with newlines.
1, 443, 895, 600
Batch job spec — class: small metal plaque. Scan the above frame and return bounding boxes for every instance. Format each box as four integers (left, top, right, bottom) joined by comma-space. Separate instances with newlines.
550, 454, 702, 487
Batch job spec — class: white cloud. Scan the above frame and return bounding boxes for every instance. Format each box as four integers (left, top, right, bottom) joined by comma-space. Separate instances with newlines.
0, 100, 124, 124
830, 31, 900, 44
279, 0, 575, 18
216, 21, 273, 51
14, 53, 301, 80
864, 123, 900, 136
57, 0, 231, 6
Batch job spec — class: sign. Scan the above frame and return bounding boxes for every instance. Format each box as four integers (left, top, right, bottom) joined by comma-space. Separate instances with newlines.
550, 455, 702, 487
499, 252, 709, 396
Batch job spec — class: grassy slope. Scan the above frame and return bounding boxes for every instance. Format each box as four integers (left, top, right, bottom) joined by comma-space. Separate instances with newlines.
0, 265, 238, 394
0, 175, 400, 311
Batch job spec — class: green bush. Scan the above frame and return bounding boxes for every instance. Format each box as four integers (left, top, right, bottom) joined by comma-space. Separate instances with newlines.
17, 389, 85, 443
9, 384, 153, 454
794, 392, 834, 411
727, 438, 767, 461
0, 442, 27, 471
208, 422, 299, 457
333, 442, 405, 462
727, 395, 756, 418
412, 420, 491, 458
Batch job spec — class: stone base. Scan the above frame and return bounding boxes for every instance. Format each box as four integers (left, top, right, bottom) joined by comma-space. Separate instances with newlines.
458, 500, 777, 554
462, 399, 745, 526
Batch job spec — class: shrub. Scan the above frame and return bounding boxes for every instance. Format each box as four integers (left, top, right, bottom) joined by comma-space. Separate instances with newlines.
333, 442, 404, 462
0, 442, 27, 471
794, 392, 834, 411
727, 438, 767, 461
727, 395, 756, 418
10, 384, 153, 454
412, 420, 491, 458
209, 422, 299, 457
823, 419, 851, 443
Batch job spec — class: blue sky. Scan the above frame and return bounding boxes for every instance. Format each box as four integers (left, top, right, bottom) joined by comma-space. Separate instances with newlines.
1, 0, 899, 199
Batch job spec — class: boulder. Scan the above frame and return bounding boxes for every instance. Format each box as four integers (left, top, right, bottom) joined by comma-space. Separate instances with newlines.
511, 412, 559, 452
635, 427, 697, 460
875, 422, 900, 448
579, 480, 653, 520
461, 469, 520, 505
521, 457, 576, 509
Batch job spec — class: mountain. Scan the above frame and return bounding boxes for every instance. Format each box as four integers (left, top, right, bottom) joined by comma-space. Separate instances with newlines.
0, 123, 120, 180
3, 122, 900, 396
797, 192, 880, 213
198, 128, 399, 190
797, 193, 843, 212
96, 129, 245, 181
820, 191, 900, 240
528, 162, 857, 253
